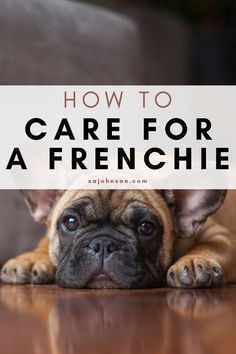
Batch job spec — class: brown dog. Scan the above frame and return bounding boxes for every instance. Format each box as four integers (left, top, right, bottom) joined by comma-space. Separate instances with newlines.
1, 189, 236, 288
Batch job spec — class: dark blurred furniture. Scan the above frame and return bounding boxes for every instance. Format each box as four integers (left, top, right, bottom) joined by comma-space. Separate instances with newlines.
0, 0, 143, 85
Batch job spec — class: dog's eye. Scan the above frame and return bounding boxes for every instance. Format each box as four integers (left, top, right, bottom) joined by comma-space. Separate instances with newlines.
62, 215, 79, 232
138, 221, 155, 235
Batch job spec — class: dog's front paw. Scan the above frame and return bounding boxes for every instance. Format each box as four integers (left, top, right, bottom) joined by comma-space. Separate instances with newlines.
1, 252, 55, 284
167, 256, 224, 288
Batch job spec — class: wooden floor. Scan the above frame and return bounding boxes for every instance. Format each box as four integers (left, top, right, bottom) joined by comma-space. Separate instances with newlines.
1, 284, 236, 354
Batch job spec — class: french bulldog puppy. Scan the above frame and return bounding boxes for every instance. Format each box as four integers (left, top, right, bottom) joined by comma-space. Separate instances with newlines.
2, 189, 236, 289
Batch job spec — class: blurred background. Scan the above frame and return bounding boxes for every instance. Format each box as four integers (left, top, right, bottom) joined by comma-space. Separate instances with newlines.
83, 0, 236, 84
0, 0, 235, 264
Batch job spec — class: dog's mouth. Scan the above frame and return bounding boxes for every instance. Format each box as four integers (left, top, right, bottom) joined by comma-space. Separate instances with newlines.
86, 272, 119, 289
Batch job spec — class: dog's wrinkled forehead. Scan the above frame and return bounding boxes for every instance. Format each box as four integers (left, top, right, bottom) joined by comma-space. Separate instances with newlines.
50, 190, 169, 225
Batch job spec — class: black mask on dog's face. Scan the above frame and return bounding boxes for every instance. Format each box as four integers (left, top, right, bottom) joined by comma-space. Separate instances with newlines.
55, 196, 165, 289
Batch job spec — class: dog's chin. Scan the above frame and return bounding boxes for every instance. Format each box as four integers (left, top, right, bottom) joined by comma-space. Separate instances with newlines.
86, 273, 120, 289
56, 261, 164, 288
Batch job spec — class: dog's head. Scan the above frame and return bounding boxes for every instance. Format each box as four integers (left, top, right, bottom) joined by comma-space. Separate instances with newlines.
22, 189, 226, 288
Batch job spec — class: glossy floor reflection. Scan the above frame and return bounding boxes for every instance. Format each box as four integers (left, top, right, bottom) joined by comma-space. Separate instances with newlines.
0, 285, 236, 354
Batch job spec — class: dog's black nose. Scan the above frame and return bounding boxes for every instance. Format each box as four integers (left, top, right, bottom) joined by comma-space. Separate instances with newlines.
89, 237, 120, 257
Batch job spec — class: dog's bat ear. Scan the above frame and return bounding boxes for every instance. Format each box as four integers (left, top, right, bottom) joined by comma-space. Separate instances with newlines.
21, 190, 64, 223
162, 190, 227, 238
